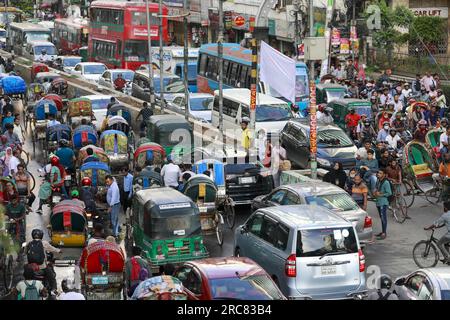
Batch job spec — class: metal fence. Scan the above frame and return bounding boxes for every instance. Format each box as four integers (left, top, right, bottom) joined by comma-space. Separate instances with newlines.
367, 48, 450, 79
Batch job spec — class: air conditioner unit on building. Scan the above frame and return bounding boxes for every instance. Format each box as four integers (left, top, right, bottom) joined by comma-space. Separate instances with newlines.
303, 37, 327, 60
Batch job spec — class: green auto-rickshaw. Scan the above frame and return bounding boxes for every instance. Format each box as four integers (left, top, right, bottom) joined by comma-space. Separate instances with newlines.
127, 187, 209, 273
327, 99, 373, 130
146, 115, 193, 159
316, 83, 347, 105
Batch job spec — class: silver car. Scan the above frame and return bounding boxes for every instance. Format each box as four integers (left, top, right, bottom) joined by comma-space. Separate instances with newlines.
251, 182, 373, 245
234, 205, 367, 299
98, 69, 134, 94
393, 267, 450, 300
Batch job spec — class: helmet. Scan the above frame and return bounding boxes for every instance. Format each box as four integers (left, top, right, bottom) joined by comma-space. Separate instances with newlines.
50, 156, 59, 166
31, 229, 44, 240
418, 119, 427, 126
82, 177, 92, 186
59, 139, 68, 147
441, 117, 448, 124
71, 189, 79, 198
61, 278, 75, 292
241, 117, 250, 124
378, 274, 393, 290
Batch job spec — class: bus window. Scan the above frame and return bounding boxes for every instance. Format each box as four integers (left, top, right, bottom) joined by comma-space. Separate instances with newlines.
223, 60, 230, 83
229, 63, 238, 86
124, 40, 148, 62
224, 98, 239, 117
240, 66, 249, 88
198, 53, 207, 76
210, 57, 218, 80
117, 40, 122, 57
132, 11, 157, 26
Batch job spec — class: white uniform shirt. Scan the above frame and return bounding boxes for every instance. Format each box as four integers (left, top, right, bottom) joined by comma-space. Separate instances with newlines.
161, 163, 182, 187
385, 134, 401, 150
58, 291, 86, 300
440, 132, 448, 149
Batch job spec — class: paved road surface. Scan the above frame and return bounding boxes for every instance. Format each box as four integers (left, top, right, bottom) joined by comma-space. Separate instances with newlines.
17, 105, 445, 294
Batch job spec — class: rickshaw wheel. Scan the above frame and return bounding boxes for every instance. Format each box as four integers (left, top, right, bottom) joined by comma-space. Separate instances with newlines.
20, 149, 30, 167
2, 254, 14, 291
216, 215, 224, 246
402, 181, 415, 208
32, 134, 36, 158
223, 198, 235, 229
425, 189, 439, 205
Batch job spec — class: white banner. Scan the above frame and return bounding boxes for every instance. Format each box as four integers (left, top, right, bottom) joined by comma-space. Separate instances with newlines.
259, 41, 296, 104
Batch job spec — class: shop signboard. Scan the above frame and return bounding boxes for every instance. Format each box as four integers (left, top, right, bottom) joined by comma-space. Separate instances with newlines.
331, 28, 340, 46
340, 38, 349, 54
268, 19, 276, 36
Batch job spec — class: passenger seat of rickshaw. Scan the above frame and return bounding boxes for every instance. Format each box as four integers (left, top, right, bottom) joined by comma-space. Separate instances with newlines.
411, 146, 433, 177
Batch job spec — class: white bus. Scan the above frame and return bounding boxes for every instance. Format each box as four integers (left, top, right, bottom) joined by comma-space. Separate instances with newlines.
6, 22, 52, 56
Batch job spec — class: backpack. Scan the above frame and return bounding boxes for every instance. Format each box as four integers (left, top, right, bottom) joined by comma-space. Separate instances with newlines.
383, 179, 395, 203
24, 281, 40, 300
377, 290, 391, 300
26, 240, 45, 265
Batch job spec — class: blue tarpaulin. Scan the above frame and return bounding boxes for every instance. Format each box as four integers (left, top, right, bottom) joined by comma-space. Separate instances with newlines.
1, 76, 26, 94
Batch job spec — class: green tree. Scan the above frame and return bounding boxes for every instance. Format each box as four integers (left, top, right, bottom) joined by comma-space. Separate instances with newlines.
409, 16, 447, 52
364, 0, 414, 63
9, 0, 34, 16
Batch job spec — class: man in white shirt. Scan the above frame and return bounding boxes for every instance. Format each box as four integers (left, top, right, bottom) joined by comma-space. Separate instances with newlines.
385, 128, 402, 150
46, 114, 61, 128
401, 83, 412, 99
317, 107, 334, 124
421, 72, 435, 92
392, 94, 403, 113
440, 127, 450, 150
9, 148, 21, 176
379, 88, 392, 106
161, 157, 182, 188
58, 278, 85, 300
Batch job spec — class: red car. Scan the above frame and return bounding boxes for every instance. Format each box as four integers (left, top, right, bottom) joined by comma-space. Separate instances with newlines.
174, 257, 286, 300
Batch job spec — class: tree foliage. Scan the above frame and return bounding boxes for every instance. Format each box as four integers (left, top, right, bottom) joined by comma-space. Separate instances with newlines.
410, 16, 447, 44
364, 0, 414, 50
10, 0, 34, 16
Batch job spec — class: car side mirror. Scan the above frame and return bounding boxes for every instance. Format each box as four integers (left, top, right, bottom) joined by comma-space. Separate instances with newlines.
395, 277, 405, 286
240, 225, 248, 234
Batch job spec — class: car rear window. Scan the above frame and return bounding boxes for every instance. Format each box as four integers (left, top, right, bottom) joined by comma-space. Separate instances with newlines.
224, 163, 259, 175
296, 227, 358, 257
210, 275, 284, 300
441, 290, 450, 300
305, 193, 359, 211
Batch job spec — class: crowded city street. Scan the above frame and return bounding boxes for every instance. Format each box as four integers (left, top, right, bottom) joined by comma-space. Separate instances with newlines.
0, 0, 449, 304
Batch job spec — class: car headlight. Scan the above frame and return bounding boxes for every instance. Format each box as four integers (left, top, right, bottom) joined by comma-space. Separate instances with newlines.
317, 158, 331, 167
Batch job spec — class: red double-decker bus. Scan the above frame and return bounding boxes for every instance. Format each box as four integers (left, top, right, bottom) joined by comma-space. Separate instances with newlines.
54, 18, 89, 54
88, 1, 169, 70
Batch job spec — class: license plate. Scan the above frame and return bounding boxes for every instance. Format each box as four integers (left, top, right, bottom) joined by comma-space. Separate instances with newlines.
65, 176, 71, 181
88, 221, 93, 228
52, 196, 61, 203
199, 206, 207, 213
239, 177, 255, 184
321, 265, 337, 275
92, 276, 108, 285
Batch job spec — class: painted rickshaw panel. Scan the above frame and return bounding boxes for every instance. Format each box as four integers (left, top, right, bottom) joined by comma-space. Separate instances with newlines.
46, 124, 72, 142
72, 125, 98, 149
100, 130, 128, 154
80, 161, 111, 187
131, 276, 187, 300
194, 159, 226, 187
34, 99, 58, 120
133, 143, 166, 168
68, 98, 93, 117
80, 241, 125, 274
43, 94, 64, 111
78, 145, 110, 165
107, 104, 131, 124
133, 167, 162, 192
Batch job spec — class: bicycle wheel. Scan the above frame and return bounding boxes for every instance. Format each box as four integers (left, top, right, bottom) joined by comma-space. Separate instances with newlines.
393, 197, 407, 224
216, 215, 224, 247
20, 149, 30, 167
3, 254, 14, 291
223, 197, 235, 229
413, 240, 439, 268
402, 181, 415, 208
425, 189, 439, 205
27, 170, 36, 192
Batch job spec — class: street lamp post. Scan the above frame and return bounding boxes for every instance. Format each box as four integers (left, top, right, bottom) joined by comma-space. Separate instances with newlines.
145, 0, 156, 110
183, 0, 189, 120
158, 0, 165, 114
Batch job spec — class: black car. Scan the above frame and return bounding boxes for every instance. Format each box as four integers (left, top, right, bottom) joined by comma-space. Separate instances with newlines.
190, 147, 274, 205
280, 118, 358, 170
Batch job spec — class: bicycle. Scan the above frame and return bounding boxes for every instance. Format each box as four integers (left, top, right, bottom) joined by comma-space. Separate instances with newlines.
0, 221, 16, 293
413, 226, 450, 268
388, 182, 408, 224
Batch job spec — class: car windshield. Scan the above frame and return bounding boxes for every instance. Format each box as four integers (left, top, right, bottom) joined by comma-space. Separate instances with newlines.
317, 129, 353, 147
255, 104, 292, 122
34, 45, 56, 55
63, 58, 81, 67
326, 89, 346, 102
25, 32, 51, 42
190, 97, 213, 111
353, 105, 372, 119
296, 227, 358, 257
149, 213, 201, 239
210, 275, 284, 300
305, 193, 360, 212
84, 64, 106, 75
124, 40, 149, 62
154, 78, 180, 93
0, 30, 6, 37
225, 163, 259, 175
90, 98, 110, 110
441, 290, 450, 300
112, 71, 134, 82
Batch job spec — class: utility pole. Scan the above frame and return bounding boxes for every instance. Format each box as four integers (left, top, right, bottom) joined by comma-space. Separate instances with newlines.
218, 0, 224, 135
159, 0, 165, 113
145, 0, 156, 111
183, 0, 189, 120
308, 0, 318, 179
249, 19, 257, 140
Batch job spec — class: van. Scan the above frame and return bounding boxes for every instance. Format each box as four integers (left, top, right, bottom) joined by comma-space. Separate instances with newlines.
24, 41, 57, 62
234, 204, 366, 299
131, 70, 184, 102
211, 88, 293, 137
